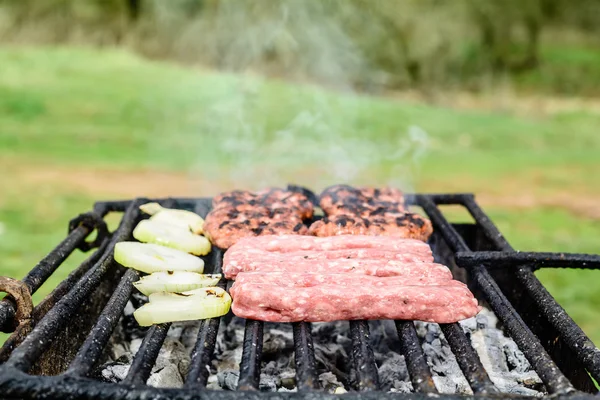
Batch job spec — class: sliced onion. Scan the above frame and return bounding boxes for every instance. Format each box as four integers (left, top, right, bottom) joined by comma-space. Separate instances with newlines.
133, 219, 211, 255
134, 287, 231, 326
114, 242, 204, 274
140, 202, 204, 234
133, 272, 222, 296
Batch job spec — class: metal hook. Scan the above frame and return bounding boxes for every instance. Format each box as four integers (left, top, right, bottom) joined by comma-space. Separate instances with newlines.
0, 277, 33, 327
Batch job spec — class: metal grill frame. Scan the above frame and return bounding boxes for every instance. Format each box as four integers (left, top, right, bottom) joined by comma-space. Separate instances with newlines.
0, 193, 599, 400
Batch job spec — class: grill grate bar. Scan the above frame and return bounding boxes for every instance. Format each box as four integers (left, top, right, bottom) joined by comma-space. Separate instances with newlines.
185, 247, 226, 388
349, 320, 380, 391
457, 251, 600, 270
185, 318, 222, 387
0, 225, 91, 333
439, 323, 497, 394
468, 264, 575, 393
292, 322, 319, 391
237, 320, 264, 391
394, 321, 438, 393
64, 268, 139, 377
123, 323, 171, 385
0, 238, 110, 363
4, 200, 143, 372
420, 196, 575, 394
463, 197, 600, 386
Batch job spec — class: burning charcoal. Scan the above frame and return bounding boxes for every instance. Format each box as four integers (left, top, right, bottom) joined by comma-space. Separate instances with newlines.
368, 320, 402, 355
154, 338, 191, 379
504, 340, 532, 373
206, 374, 220, 390
415, 321, 472, 394
390, 381, 413, 393
179, 322, 203, 351
433, 375, 472, 395
262, 328, 294, 357
318, 371, 346, 393
377, 352, 410, 391
279, 369, 296, 389
277, 387, 298, 393
216, 347, 243, 372
259, 371, 279, 391
97, 355, 131, 383
469, 330, 509, 372
147, 364, 183, 388
313, 343, 350, 384
121, 299, 149, 340
217, 370, 239, 390
130, 337, 190, 385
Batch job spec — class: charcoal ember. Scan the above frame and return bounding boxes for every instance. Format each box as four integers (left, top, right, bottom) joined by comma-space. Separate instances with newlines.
390, 381, 413, 393
313, 342, 350, 384
178, 321, 203, 350
147, 364, 184, 388
312, 322, 352, 384
121, 297, 149, 340
277, 387, 298, 393
216, 347, 243, 372
368, 320, 402, 355
377, 352, 410, 391
433, 375, 472, 395
206, 374, 220, 390
259, 369, 279, 392
262, 328, 294, 357
415, 321, 472, 394
260, 361, 295, 389
97, 354, 131, 383
217, 370, 239, 390
504, 340, 532, 373
130, 337, 190, 387
318, 371, 345, 393
469, 330, 509, 372
460, 309, 543, 395
279, 369, 296, 389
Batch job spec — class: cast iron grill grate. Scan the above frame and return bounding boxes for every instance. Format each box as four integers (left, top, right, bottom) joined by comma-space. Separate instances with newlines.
0, 192, 599, 400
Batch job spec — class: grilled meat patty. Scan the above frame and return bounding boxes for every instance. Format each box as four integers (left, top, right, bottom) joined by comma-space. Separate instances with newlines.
204, 188, 313, 249
319, 185, 405, 217
311, 185, 432, 241
308, 213, 432, 241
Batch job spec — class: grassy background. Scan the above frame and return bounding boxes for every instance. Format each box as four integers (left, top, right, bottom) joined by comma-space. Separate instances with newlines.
0, 46, 599, 347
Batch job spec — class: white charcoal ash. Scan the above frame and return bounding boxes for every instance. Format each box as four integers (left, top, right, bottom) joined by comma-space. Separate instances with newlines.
98, 303, 544, 396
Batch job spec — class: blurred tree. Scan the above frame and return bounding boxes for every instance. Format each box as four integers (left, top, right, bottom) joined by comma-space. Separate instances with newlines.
0, 0, 599, 93
468, 0, 545, 72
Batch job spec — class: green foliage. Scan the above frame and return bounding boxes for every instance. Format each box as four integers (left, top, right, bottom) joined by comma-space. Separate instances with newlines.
1, 0, 599, 94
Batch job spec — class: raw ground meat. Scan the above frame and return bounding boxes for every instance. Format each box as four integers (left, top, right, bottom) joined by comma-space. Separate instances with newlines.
230, 282, 481, 323
232, 271, 453, 288
223, 258, 452, 280
228, 235, 432, 253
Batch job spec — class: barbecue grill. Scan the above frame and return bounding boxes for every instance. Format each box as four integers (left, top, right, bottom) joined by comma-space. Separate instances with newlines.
0, 191, 599, 399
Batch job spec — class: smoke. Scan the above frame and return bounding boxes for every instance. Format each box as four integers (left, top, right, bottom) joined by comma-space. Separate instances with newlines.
189, 0, 430, 193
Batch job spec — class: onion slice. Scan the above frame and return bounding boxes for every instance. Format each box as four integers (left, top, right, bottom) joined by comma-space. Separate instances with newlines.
140, 202, 205, 234
134, 287, 231, 326
114, 242, 204, 274
133, 219, 211, 255
133, 272, 222, 296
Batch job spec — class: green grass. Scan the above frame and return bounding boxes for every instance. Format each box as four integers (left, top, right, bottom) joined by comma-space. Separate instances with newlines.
0, 46, 599, 351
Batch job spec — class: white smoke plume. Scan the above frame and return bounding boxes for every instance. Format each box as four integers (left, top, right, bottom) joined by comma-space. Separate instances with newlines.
188, 0, 430, 194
